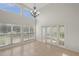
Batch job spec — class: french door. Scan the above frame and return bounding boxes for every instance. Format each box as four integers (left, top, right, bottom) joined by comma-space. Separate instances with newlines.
41, 25, 64, 46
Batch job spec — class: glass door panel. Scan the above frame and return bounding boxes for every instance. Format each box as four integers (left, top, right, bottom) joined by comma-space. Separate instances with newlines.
23, 33, 28, 41
12, 26, 21, 44
59, 25, 64, 45
44, 26, 58, 44
0, 24, 11, 47
46, 27, 52, 43
41, 27, 46, 43
12, 33, 21, 44
51, 26, 58, 45
0, 34, 11, 47
22, 26, 29, 41
29, 27, 34, 40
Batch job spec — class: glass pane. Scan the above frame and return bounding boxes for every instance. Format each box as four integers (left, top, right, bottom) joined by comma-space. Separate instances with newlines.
12, 25, 21, 43
22, 26, 29, 33
29, 27, 34, 40
41, 26, 58, 44
0, 25, 11, 33
23, 9, 32, 17
46, 27, 52, 39
13, 26, 21, 33
59, 25, 64, 45
30, 27, 34, 34
0, 24, 11, 47
51, 26, 58, 40
0, 3, 20, 14
42, 27, 46, 40
12, 34, 21, 43
23, 33, 28, 41
46, 26, 57, 44
59, 25, 64, 39
0, 34, 11, 47
22, 26, 29, 41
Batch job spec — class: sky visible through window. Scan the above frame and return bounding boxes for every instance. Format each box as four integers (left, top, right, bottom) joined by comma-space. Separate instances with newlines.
23, 9, 32, 17
0, 3, 20, 14
0, 3, 32, 17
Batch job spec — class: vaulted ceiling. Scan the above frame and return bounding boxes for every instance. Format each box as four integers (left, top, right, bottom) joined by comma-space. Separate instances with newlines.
15, 3, 48, 10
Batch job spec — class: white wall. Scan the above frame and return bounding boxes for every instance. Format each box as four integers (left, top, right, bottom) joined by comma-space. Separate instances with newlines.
36, 3, 79, 52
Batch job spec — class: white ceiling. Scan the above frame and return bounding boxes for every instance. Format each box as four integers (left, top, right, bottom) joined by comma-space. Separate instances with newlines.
23, 3, 48, 9
17, 3, 48, 10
